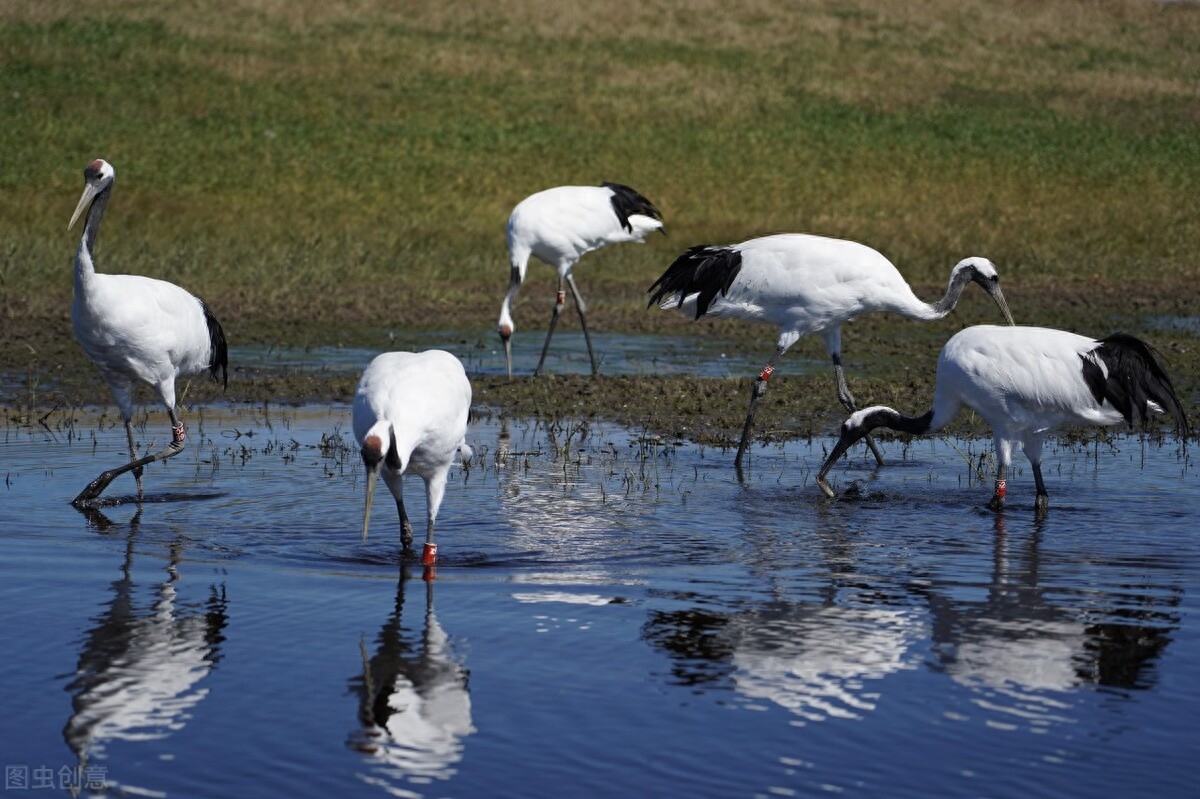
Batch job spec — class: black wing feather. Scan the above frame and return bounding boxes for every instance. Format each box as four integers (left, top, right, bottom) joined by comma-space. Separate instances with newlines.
201, 300, 229, 389
646, 245, 743, 319
1081, 332, 1188, 433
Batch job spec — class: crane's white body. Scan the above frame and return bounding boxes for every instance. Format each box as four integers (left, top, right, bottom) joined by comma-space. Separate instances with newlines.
68, 158, 227, 505
353, 350, 472, 550
74, 262, 218, 419
649, 232, 1011, 472
927, 325, 1128, 448
506, 185, 663, 284
498, 183, 664, 376
821, 325, 1188, 511
660, 234, 1000, 355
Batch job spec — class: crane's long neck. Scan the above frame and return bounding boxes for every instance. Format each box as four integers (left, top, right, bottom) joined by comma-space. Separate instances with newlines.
923, 268, 974, 320
500, 264, 521, 313
497, 257, 526, 334
364, 421, 410, 473
74, 186, 111, 292
818, 406, 939, 484
861, 407, 938, 437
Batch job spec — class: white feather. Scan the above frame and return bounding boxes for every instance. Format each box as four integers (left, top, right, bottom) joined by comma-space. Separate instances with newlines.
353, 350, 472, 546
497, 183, 664, 376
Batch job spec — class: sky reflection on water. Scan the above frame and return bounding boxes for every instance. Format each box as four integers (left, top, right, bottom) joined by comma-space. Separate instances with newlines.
0, 405, 1196, 798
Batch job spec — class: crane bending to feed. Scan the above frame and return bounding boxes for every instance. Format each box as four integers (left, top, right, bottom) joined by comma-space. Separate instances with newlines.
498, 182, 665, 377
647, 233, 1015, 475
816, 325, 1189, 513
68, 159, 228, 507
354, 350, 473, 565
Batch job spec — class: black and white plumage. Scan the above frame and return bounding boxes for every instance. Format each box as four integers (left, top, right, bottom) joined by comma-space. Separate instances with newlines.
647, 233, 1015, 474
817, 325, 1189, 513
353, 350, 473, 561
349, 573, 474, 769
68, 159, 229, 506
497, 182, 665, 377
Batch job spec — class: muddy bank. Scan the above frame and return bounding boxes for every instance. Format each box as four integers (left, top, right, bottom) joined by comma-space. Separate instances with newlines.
3, 278, 1197, 447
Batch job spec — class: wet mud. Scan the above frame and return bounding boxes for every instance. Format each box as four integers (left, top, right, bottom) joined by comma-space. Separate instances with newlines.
3, 277, 1196, 447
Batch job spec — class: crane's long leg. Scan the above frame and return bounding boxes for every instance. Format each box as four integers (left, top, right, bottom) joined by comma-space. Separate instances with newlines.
124, 419, 145, 499
398, 499, 413, 548
1032, 462, 1049, 516
986, 463, 1007, 512
986, 439, 1012, 512
832, 354, 885, 467
424, 472, 449, 547
566, 274, 598, 377
73, 410, 188, 507
420, 471, 449, 571
111, 385, 145, 497
1026, 438, 1049, 516
734, 346, 786, 479
534, 277, 567, 377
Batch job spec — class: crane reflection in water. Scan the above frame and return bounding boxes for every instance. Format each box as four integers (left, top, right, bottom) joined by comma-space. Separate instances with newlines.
348, 569, 475, 791
642, 515, 1178, 729
63, 509, 228, 790
921, 516, 1179, 721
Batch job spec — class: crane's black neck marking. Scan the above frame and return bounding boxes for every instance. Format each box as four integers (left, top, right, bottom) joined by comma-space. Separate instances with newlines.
646, 245, 742, 318
201, 300, 229, 389
602, 182, 662, 233
82, 184, 112, 264
361, 425, 402, 471
1080, 333, 1189, 433
820, 407, 936, 483
385, 427, 403, 471
862, 407, 936, 437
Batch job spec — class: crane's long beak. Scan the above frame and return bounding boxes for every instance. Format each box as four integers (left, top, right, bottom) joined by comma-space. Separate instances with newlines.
69, 183, 100, 230
361, 461, 382, 542
990, 286, 1015, 326
816, 426, 869, 498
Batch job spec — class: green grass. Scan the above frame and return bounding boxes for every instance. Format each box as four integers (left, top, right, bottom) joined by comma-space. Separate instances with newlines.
2, 0, 1199, 350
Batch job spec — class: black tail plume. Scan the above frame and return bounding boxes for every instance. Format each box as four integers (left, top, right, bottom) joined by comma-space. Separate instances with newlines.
601, 182, 663, 232
201, 300, 229, 389
646, 245, 742, 319
1080, 333, 1188, 434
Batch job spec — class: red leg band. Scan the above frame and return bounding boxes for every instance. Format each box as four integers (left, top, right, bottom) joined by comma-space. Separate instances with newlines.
758, 364, 775, 382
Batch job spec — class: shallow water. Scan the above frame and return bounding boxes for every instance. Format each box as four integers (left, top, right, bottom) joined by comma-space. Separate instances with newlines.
235, 330, 802, 379
1, 406, 1197, 798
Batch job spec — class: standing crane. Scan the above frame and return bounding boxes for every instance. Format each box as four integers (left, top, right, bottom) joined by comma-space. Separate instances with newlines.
354, 350, 473, 566
498, 182, 665, 377
647, 233, 1014, 474
68, 159, 228, 507
816, 325, 1189, 513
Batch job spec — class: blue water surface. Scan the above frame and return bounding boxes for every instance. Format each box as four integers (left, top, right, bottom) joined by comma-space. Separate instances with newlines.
0, 404, 1196, 798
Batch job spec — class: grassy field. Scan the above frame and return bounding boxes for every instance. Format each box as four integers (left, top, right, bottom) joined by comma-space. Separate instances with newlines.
2, 0, 1198, 440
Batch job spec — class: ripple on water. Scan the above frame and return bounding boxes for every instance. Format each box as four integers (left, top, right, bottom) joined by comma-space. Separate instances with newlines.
1, 405, 1197, 799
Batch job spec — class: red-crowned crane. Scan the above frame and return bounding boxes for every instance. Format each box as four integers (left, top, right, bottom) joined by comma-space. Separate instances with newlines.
647, 233, 1014, 475
68, 159, 228, 507
354, 350, 473, 566
498, 182, 665, 377
817, 325, 1189, 513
